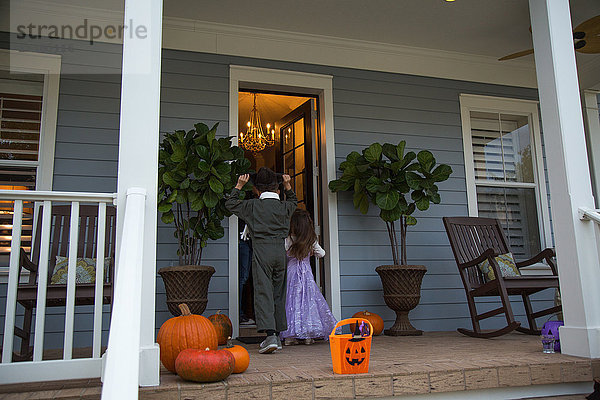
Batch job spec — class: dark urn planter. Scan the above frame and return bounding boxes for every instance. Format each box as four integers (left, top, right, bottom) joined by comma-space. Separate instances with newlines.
376, 265, 427, 336
158, 265, 215, 316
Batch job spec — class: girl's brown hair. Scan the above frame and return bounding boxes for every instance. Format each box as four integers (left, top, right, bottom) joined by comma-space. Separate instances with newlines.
288, 209, 317, 260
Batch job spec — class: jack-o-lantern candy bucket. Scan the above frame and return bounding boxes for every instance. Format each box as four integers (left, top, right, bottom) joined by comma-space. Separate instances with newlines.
329, 318, 373, 374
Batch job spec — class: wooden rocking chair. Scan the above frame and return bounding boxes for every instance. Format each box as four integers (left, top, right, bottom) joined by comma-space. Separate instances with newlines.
443, 216, 561, 338
14, 204, 117, 360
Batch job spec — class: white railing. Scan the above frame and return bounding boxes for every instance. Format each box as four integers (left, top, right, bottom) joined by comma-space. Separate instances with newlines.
0, 190, 116, 384
102, 188, 146, 400
578, 207, 600, 225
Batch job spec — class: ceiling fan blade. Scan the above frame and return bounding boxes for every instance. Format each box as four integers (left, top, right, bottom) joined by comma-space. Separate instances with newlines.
574, 15, 600, 36
498, 49, 534, 61
576, 38, 600, 54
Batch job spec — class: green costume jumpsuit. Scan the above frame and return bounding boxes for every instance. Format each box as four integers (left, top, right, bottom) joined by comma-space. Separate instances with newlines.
225, 188, 297, 333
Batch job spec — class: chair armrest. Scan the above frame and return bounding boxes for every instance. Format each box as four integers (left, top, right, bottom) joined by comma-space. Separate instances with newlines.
516, 248, 557, 275
460, 248, 496, 269
19, 248, 38, 273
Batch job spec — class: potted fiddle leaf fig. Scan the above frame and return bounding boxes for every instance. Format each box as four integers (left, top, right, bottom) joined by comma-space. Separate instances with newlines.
158, 122, 250, 316
329, 141, 452, 335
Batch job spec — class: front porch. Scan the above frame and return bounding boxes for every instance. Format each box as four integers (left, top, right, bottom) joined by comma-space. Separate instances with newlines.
1, 333, 595, 399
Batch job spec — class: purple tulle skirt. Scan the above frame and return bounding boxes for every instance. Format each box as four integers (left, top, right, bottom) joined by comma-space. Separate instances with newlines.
280, 255, 338, 340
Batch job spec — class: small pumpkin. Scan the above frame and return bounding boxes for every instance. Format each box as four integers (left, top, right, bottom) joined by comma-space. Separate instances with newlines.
208, 310, 233, 345
224, 337, 250, 374
157, 303, 218, 373
175, 347, 235, 382
352, 311, 384, 336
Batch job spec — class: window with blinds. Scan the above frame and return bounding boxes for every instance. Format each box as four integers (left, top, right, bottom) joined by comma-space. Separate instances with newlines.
0, 73, 44, 256
468, 110, 542, 260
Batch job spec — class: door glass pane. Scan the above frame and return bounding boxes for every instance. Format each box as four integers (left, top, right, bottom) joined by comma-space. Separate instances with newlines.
295, 144, 304, 175
284, 152, 294, 176
476, 186, 541, 260
294, 118, 304, 148
296, 173, 304, 203
283, 126, 294, 153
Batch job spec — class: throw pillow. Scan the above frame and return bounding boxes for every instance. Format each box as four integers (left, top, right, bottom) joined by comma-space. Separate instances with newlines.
478, 252, 520, 281
50, 256, 111, 284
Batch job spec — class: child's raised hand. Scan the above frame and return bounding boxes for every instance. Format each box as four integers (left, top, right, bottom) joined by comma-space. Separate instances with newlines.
236, 174, 250, 190
282, 174, 292, 190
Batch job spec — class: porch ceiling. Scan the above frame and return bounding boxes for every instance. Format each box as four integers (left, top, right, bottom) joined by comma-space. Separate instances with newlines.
19, 0, 600, 61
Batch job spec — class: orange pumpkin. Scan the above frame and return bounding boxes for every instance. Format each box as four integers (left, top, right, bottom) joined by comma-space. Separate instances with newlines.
208, 310, 233, 345
175, 347, 234, 382
224, 337, 250, 374
352, 311, 384, 336
157, 303, 218, 373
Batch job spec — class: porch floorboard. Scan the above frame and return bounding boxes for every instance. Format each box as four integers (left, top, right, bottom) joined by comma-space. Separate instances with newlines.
1, 332, 597, 399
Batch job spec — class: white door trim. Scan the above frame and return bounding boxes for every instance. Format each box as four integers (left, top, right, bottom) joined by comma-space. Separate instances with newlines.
228, 65, 341, 338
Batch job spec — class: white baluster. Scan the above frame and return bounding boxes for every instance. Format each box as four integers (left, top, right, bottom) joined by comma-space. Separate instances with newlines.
63, 202, 80, 359
33, 201, 52, 361
93, 203, 107, 358
2, 200, 23, 363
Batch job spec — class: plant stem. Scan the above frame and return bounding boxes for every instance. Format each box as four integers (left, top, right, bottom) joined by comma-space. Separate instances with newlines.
400, 216, 407, 265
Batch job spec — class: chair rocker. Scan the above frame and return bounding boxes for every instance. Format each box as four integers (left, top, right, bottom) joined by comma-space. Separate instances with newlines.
13, 204, 117, 361
443, 216, 561, 339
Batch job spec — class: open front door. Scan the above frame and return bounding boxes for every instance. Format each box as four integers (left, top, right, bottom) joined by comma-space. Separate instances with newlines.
275, 99, 325, 292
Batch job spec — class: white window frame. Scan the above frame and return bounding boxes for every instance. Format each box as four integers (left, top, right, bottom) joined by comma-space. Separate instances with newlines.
459, 93, 552, 251
0, 50, 61, 280
0, 50, 61, 191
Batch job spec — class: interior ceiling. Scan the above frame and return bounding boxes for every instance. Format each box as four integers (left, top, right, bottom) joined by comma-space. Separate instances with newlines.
162, 0, 600, 60
238, 92, 310, 135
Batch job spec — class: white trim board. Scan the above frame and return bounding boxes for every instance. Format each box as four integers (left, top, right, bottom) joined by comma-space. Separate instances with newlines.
2, 0, 544, 88
228, 65, 341, 338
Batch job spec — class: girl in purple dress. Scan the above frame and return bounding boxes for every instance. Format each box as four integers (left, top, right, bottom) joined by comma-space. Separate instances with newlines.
280, 210, 338, 345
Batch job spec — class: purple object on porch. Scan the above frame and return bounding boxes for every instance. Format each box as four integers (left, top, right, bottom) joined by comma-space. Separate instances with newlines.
541, 321, 564, 352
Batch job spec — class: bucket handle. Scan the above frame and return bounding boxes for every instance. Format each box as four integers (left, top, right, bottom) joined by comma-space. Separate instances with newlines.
331, 318, 374, 338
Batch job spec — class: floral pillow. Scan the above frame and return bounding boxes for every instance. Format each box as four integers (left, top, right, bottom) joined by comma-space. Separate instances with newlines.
50, 256, 111, 284
478, 252, 520, 281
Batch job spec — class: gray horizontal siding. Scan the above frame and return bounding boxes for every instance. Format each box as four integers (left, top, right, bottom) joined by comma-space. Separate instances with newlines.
0, 32, 556, 351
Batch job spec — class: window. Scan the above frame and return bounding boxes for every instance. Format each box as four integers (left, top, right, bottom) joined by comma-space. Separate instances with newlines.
460, 94, 551, 260
0, 51, 60, 271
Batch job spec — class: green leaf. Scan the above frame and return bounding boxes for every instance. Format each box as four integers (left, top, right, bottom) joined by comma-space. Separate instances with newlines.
379, 206, 402, 222
209, 176, 224, 194
158, 202, 172, 213
406, 171, 422, 190
417, 150, 435, 172
365, 176, 382, 193
215, 163, 231, 176
363, 143, 383, 163
166, 190, 177, 203
353, 191, 370, 214
329, 179, 352, 192
411, 190, 424, 202
198, 160, 210, 172
194, 122, 210, 135
406, 215, 417, 225
196, 146, 210, 161
376, 191, 399, 210
382, 143, 399, 162
432, 164, 453, 182
396, 141, 406, 160
180, 178, 190, 190
203, 190, 218, 208
162, 172, 179, 188
171, 144, 186, 163
416, 196, 430, 211
430, 192, 441, 204
161, 211, 174, 224
346, 151, 362, 163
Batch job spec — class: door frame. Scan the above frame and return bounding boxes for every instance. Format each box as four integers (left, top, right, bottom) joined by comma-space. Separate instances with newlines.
228, 65, 340, 338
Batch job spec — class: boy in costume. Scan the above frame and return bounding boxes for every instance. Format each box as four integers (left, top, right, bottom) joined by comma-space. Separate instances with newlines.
225, 167, 297, 353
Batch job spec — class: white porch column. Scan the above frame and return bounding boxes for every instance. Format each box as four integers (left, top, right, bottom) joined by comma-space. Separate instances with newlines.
529, 0, 600, 358
116, 0, 163, 386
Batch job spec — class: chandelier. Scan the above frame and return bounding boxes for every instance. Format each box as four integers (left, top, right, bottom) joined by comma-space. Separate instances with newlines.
239, 93, 275, 152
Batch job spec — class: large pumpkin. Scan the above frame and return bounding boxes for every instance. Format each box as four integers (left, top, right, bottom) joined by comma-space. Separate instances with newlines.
352, 311, 384, 336
208, 310, 233, 345
224, 337, 250, 374
157, 303, 218, 373
175, 348, 235, 382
